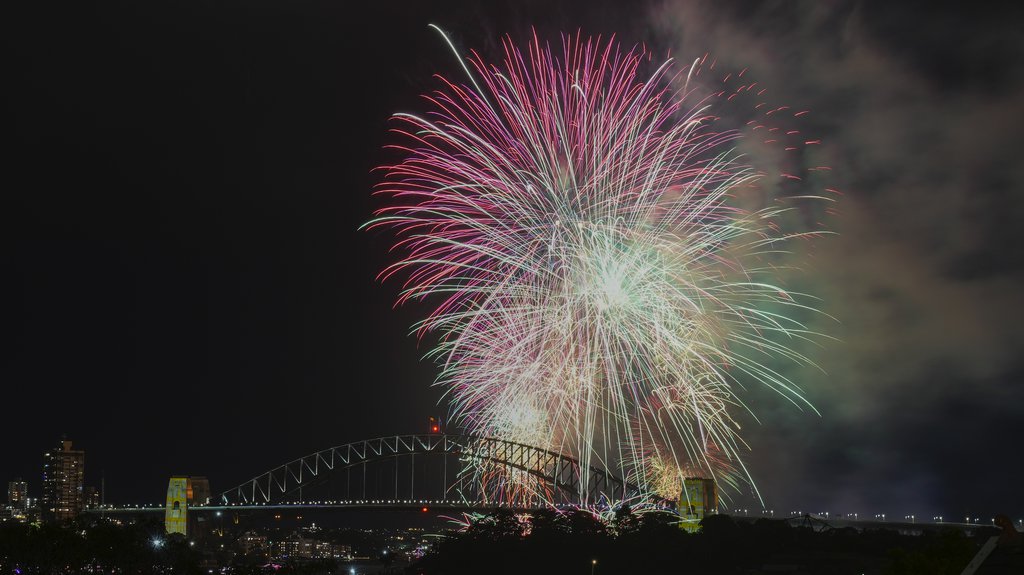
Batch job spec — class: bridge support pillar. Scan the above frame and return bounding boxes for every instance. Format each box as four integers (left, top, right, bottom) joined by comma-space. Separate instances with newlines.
165, 475, 210, 536
165, 477, 190, 535
678, 477, 717, 532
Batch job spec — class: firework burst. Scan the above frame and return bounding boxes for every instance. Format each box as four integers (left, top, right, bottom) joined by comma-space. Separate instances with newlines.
369, 28, 832, 507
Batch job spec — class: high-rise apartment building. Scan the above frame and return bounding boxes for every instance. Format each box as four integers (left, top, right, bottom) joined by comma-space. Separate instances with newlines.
7, 479, 28, 510
41, 439, 85, 522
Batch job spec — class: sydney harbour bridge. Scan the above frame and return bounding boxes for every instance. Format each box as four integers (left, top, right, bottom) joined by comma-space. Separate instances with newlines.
96, 432, 681, 531
214, 433, 657, 510
92, 431, 982, 538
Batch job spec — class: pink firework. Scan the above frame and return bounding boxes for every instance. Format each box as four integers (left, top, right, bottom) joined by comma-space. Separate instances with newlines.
369, 28, 832, 507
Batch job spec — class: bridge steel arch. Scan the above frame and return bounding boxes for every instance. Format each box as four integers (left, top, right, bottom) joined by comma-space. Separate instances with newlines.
218, 434, 653, 509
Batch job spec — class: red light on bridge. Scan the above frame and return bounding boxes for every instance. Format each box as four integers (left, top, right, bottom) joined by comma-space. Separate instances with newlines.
421, 506, 429, 513
428, 416, 442, 434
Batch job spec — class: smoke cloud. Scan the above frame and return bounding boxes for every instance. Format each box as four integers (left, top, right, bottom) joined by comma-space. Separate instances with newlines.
650, 0, 1024, 515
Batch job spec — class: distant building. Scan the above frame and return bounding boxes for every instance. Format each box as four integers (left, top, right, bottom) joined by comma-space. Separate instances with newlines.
275, 532, 351, 560
7, 479, 28, 510
42, 439, 85, 523
238, 530, 270, 557
83, 485, 100, 509
22, 497, 41, 523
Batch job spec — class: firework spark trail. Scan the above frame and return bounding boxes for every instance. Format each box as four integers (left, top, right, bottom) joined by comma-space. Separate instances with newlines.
368, 29, 834, 507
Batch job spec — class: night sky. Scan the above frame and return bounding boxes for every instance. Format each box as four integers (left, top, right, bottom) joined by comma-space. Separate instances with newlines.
6, 1, 1023, 520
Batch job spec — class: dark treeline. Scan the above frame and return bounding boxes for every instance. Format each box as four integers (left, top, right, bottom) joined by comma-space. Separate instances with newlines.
0, 518, 348, 575
0, 518, 201, 574
410, 507, 997, 575
0, 510, 1010, 575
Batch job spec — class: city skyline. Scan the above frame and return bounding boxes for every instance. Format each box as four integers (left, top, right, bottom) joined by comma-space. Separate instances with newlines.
6, 0, 1023, 521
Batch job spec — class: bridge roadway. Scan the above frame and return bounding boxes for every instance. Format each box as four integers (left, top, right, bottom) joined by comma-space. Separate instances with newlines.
88, 499, 576, 513
87, 505, 998, 534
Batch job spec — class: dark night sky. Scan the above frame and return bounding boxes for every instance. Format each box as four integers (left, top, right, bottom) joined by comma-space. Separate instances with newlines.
5, 1, 1023, 520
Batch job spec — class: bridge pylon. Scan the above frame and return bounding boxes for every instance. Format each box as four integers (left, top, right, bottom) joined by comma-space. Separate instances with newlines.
678, 477, 717, 532
164, 475, 211, 536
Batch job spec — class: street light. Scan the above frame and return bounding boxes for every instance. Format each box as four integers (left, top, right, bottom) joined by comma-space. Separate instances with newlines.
591, 559, 598, 575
